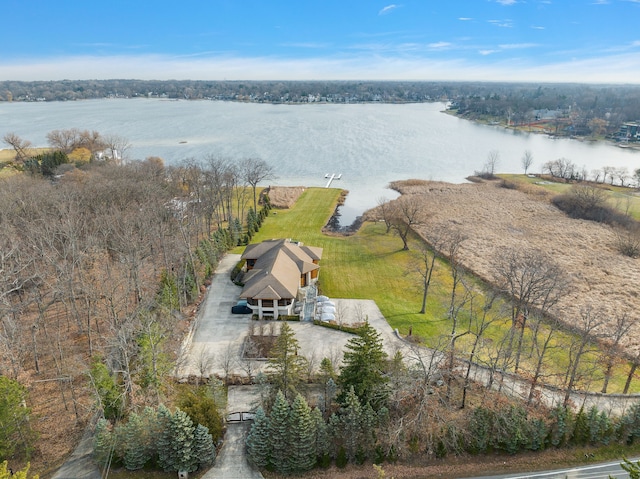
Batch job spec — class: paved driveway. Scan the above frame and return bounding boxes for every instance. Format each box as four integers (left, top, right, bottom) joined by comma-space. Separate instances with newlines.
201, 423, 263, 479
180, 253, 409, 379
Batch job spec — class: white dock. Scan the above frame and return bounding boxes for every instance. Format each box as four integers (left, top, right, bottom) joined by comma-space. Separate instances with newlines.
324, 173, 342, 188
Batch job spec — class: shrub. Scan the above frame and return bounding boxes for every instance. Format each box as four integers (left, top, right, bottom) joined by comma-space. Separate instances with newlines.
176, 385, 224, 443
552, 184, 634, 228
615, 227, 640, 258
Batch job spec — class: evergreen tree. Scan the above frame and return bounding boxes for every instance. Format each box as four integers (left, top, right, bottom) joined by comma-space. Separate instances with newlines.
93, 418, 114, 468
338, 322, 389, 409
360, 402, 378, 459
288, 394, 317, 472
123, 413, 150, 470
89, 358, 123, 420
140, 406, 160, 462
268, 323, 307, 400
167, 409, 198, 473
311, 407, 330, 466
193, 424, 216, 467
246, 407, 270, 468
156, 404, 175, 471
572, 407, 589, 446
268, 391, 291, 474
340, 387, 363, 463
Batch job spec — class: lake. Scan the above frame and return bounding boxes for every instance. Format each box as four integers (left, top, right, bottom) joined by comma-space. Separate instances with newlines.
1, 98, 638, 225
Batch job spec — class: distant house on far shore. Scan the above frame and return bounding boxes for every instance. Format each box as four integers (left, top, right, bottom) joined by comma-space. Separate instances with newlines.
239, 239, 322, 319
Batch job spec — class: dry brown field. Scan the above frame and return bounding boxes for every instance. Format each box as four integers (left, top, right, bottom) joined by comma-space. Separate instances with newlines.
391, 179, 640, 355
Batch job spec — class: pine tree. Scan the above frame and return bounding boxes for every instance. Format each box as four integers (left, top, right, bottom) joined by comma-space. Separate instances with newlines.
246, 407, 270, 468
156, 404, 175, 471
268, 391, 291, 474
360, 401, 378, 459
193, 424, 216, 467
288, 394, 317, 472
268, 323, 307, 400
123, 413, 150, 470
311, 407, 330, 466
93, 418, 114, 468
167, 409, 198, 473
140, 406, 160, 464
338, 322, 389, 409
340, 387, 363, 463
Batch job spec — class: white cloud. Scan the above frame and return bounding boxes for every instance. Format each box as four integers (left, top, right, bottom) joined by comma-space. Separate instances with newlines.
458, 17, 473, 21
281, 42, 330, 49
428, 42, 453, 50
3, 51, 640, 84
495, 0, 517, 5
531, 25, 545, 30
498, 43, 539, 49
488, 19, 514, 28
378, 4, 398, 15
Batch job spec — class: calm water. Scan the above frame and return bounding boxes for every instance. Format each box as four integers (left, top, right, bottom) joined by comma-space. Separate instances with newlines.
1, 98, 639, 225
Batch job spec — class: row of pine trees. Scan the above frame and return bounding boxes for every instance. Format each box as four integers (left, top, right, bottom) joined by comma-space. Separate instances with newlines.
93, 404, 216, 473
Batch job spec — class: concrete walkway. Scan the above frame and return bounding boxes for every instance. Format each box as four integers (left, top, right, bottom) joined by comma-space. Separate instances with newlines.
52, 421, 101, 479
201, 423, 263, 479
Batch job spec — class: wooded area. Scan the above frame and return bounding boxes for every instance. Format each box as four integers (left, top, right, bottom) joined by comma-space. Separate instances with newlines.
0, 131, 274, 474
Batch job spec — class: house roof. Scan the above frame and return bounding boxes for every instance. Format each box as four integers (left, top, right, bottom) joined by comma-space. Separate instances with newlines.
240, 239, 322, 301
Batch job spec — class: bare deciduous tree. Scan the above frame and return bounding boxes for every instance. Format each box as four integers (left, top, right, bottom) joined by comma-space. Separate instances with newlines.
376, 196, 394, 234
2, 132, 33, 163
389, 195, 428, 251
241, 157, 275, 213
521, 150, 533, 175
563, 305, 605, 407
494, 248, 567, 372
599, 311, 637, 393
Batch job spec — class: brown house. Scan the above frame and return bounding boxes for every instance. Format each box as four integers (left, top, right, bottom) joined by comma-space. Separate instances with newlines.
240, 239, 322, 319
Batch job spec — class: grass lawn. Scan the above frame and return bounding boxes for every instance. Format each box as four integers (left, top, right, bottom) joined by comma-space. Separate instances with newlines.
240, 186, 639, 394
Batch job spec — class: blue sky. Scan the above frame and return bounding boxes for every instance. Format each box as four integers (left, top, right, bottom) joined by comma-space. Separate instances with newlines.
3, 0, 640, 82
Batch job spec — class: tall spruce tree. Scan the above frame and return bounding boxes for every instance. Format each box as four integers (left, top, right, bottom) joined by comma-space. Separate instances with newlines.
288, 394, 317, 472
246, 407, 270, 468
268, 323, 307, 400
193, 424, 216, 467
340, 387, 364, 463
311, 406, 330, 464
123, 413, 150, 470
268, 391, 291, 474
338, 322, 389, 409
156, 404, 174, 471
93, 418, 113, 468
167, 409, 198, 473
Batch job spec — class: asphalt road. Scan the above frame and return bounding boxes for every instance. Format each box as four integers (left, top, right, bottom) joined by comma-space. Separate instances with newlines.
467, 457, 639, 479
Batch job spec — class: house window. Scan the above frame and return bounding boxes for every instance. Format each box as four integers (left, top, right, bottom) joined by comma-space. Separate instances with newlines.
262, 300, 274, 308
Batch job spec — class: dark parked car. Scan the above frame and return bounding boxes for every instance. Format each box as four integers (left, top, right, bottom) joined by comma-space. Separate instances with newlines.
231, 299, 252, 314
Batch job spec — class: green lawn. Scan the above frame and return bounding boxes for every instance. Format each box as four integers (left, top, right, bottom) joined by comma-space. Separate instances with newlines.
241, 186, 639, 394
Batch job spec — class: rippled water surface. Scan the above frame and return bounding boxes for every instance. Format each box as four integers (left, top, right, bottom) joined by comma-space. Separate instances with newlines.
2, 98, 638, 224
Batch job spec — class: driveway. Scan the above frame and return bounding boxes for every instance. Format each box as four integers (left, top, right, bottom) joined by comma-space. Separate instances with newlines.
179, 253, 409, 379
201, 423, 263, 479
